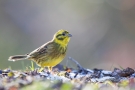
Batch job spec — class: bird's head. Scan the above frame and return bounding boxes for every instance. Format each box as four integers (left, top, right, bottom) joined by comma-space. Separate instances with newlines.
53, 29, 72, 46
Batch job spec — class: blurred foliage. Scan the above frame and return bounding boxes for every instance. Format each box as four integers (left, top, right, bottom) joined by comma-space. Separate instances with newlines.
60, 83, 73, 90
26, 61, 35, 71
20, 79, 135, 90
21, 81, 51, 90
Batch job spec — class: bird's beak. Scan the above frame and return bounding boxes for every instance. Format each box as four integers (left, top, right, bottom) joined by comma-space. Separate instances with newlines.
68, 34, 72, 37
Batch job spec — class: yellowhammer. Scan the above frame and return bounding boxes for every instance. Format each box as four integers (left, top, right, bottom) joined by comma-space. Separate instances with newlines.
8, 29, 72, 72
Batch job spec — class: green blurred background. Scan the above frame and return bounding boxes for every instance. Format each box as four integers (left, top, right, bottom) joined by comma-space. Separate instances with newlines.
1, 0, 135, 70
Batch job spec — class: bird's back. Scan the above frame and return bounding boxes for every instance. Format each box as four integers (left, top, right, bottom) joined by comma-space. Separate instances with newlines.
28, 41, 67, 67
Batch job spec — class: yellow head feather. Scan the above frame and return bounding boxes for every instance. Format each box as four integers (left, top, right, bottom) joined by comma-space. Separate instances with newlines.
53, 29, 72, 46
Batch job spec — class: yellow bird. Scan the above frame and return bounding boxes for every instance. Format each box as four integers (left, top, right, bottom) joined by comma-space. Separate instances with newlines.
8, 29, 72, 72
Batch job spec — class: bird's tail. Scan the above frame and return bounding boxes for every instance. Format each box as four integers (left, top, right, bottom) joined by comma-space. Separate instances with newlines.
8, 55, 28, 61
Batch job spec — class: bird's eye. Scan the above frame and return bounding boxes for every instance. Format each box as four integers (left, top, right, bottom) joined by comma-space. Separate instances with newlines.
62, 33, 66, 36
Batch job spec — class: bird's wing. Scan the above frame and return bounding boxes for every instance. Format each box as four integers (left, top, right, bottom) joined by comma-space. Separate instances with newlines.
28, 41, 54, 59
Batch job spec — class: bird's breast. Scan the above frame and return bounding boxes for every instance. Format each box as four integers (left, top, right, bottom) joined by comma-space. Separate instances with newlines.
35, 45, 67, 67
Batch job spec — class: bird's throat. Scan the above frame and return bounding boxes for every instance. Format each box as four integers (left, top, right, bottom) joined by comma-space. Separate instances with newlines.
53, 38, 70, 47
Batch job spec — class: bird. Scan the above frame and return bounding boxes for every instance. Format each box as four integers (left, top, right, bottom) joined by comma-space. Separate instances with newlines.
8, 29, 72, 72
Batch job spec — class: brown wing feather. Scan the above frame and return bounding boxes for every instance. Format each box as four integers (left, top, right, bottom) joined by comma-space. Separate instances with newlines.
28, 41, 54, 59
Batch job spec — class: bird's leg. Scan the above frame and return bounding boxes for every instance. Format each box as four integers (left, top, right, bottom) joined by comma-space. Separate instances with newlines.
48, 66, 53, 73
